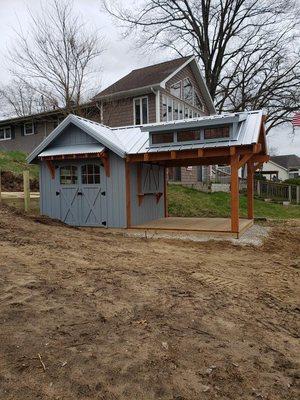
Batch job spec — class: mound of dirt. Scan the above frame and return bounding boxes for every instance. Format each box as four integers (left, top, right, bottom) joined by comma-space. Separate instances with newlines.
0, 205, 299, 400
0, 170, 39, 192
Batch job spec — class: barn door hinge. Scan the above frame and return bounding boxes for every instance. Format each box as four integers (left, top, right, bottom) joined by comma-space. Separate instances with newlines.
102, 221, 107, 226
101, 191, 106, 196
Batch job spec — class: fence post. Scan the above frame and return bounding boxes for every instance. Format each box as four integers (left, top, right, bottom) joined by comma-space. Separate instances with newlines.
288, 186, 292, 202
0, 168, 2, 204
23, 170, 30, 212
297, 186, 300, 205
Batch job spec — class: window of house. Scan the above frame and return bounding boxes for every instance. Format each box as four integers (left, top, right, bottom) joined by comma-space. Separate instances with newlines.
177, 130, 201, 142
134, 97, 148, 125
152, 132, 174, 145
204, 126, 230, 140
183, 78, 193, 104
167, 97, 173, 121
173, 101, 179, 120
184, 107, 189, 119
24, 122, 34, 136
194, 92, 203, 110
170, 81, 181, 98
60, 166, 78, 185
162, 95, 167, 122
81, 164, 101, 184
0, 126, 11, 141
178, 103, 183, 120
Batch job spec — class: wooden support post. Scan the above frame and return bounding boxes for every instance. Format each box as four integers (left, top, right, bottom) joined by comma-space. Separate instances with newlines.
23, 170, 30, 212
247, 162, 254, 219
230, 154, 239, 235
296, 186, 300, 205
125, 162, 131, 228
0, 168, 2, 204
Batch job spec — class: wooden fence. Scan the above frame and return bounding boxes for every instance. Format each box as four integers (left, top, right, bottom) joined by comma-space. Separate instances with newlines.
255, 180, 300, 204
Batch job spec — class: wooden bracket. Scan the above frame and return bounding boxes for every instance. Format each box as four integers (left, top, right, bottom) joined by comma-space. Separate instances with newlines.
238, 154, 253, 169
100, 152, 110, 177
46, 160, 55, 179
156, 192, 163, 203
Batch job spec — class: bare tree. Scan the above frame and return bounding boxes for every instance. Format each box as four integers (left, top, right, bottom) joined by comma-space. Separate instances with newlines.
0, 79, 56, 117
103, 0, 300, 131
7, 0, 105, 115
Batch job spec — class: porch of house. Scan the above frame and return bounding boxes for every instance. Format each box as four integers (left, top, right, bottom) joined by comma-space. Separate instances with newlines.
131, 217, 254, 238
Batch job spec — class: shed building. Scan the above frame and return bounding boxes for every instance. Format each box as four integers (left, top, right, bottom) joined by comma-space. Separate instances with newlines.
27, 111, 269, 237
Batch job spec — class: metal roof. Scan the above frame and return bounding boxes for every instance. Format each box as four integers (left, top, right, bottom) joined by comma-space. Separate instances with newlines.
114, 110, 265, 154
27, 110, 266, 164
38, 144, 105, 158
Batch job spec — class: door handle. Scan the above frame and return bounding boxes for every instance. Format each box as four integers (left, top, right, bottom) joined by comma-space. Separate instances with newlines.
101, 191, 106, 196
56, 191, 60, 196
77, 191, 83, 196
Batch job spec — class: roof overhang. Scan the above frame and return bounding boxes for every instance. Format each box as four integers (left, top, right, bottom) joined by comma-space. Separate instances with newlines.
94, 84, 161, 101
27, 114, 126, 164
142, 114, 245, 133
38, 144, 105, 158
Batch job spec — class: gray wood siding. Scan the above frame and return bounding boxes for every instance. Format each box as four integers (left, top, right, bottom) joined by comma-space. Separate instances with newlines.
39, 154, 126, 228
130, 163, 165, 226
105, 152, 126, 228
51, 124, 98, 147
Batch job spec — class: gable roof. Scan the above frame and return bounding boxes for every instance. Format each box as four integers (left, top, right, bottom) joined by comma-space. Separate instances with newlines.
270, 155, 300, 169
94, 56, 191, 98
27, 114, 127, 163
94, 56, 216, 114
27, 110, 266, 164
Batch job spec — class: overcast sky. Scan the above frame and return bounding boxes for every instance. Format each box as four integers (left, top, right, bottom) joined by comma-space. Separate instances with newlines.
0, 0, 299, 155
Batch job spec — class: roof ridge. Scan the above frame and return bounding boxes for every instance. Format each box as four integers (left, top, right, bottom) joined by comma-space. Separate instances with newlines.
131, 55, 192, 72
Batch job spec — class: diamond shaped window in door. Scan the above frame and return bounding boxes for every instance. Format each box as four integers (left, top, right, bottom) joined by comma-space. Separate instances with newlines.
142, 164, 160, 193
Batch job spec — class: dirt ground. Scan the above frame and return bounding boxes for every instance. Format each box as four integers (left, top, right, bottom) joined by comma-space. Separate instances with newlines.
0, 205, 299, 400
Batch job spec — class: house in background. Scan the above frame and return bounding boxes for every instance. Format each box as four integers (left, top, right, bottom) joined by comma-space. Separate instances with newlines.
0, 55, 216, 184
261, 155, 300, 181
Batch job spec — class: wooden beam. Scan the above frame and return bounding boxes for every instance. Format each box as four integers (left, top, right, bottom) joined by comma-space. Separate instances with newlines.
46, 160, 55, 179
127, 145, 256, 163
125, 162, 131, 228
171, 151, 177, 159
230, 146, 236, 155
247, 162, 254, 219
238, 154, 253, 169
230, 154, 239, 234
251, 154, 270, 163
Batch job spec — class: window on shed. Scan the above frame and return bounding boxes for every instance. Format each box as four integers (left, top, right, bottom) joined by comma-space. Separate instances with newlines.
183, 78, 193, 104
134, 97, 148, 125
177, 130, 201, 142
152, 132, 174, 145
60, 166, 78, 185
0, 126, 11, 140
81, 164, 101, 184
204, 126, 230, 140
24, 122, 34, 135
170, 81, 181, 98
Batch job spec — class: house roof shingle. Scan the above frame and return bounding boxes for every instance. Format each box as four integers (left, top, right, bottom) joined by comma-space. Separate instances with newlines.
270, 155, 300, 169
94, 56, 192, 98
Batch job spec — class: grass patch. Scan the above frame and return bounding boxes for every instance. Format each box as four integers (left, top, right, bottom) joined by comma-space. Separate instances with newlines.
168, 184, 300, 219
0, 151, 39, 179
